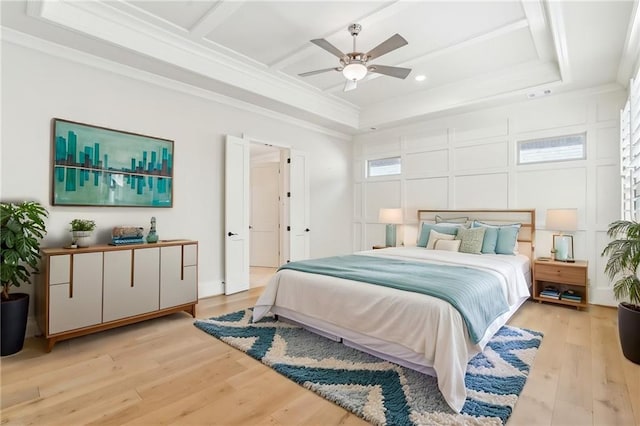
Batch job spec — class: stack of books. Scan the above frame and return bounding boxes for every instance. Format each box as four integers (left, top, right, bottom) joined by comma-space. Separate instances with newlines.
539, 286, 560, 299
110, 237, 145, 245
110, 226, 145, 246
561, 290, 582, 303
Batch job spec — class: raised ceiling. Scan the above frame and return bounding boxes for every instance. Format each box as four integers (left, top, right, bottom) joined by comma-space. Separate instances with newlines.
2, 0, 639, 134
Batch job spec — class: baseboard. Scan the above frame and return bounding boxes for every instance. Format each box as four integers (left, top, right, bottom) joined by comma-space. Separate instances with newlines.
198, 279, 224, 299
26, 316, 41, 338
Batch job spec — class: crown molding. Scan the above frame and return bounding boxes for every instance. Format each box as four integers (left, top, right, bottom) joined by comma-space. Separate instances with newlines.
1, 28, 352, 141
29, 0, 360, 130
617, 0, 640, 86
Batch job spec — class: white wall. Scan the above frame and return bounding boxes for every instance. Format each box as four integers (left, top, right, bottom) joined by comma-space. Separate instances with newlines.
353, 88, 626, 306
1, 40, 353, 329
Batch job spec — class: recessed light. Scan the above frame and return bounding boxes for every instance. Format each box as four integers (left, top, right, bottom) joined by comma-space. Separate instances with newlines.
414, 75, 426, 82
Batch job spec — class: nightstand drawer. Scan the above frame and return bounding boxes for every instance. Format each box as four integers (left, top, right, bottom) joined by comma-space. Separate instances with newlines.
535, 263, 586, 285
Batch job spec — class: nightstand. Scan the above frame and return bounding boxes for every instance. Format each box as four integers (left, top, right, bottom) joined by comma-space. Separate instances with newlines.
533, 258, 588, 310
372, 245, 390, 250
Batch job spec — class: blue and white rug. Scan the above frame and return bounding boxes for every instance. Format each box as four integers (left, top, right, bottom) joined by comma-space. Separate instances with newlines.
195, 309, 543, 425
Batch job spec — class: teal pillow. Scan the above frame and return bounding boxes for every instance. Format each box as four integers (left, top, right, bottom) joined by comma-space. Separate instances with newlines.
472, 221, 521, 255
417, 223, 459, 247
480, 226, 498, 254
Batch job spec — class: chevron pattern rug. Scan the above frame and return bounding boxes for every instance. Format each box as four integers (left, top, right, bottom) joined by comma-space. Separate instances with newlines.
194, 309, 543, 425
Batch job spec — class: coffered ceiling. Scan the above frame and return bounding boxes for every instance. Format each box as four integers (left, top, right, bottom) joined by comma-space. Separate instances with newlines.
2, 1, 639, 134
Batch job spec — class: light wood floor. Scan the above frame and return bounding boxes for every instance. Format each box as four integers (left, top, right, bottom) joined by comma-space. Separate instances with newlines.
2, 284, 639, 425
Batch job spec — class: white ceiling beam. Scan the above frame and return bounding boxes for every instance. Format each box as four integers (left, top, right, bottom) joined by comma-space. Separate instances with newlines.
520, 0, 554, 62
33, 0, 360, 129
617, 0, 640, 86
268, 0, 411, 70
544, 0, 571, 83
189, 1, 246, 39
324, 19, 531, 93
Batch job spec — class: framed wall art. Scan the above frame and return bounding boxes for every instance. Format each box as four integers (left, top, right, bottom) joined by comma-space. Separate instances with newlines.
52, 118, 174, 207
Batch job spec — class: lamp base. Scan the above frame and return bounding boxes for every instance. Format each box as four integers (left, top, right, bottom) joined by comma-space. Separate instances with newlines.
385, 224, 397, 247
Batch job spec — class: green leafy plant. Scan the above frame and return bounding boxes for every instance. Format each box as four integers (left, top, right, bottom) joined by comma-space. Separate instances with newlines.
602, 220, 640, 310
70, 219, 96, 232
1, 201, 48, 300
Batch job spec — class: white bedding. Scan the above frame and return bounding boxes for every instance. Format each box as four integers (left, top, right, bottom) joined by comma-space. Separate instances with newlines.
252, 247, 531, 412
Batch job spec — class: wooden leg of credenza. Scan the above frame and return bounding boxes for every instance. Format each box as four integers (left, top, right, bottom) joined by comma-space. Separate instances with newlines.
187, 304, 196, 318
45, 338, 56, 353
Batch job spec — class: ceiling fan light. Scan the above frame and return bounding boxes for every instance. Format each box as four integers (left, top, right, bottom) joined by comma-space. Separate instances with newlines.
342, 63, 367, 81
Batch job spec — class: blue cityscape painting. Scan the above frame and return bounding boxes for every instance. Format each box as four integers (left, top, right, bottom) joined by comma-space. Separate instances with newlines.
52, 119, 174, 207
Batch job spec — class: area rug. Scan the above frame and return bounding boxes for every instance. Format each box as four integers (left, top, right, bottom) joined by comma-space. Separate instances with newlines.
194, 309, 543, 425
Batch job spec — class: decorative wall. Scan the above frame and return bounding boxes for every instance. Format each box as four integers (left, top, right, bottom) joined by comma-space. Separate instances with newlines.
353, 88, 626, 306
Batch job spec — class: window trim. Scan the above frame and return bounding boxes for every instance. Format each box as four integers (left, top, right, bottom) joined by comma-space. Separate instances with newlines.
366, 156, 402, 178
516, 133, 587, 166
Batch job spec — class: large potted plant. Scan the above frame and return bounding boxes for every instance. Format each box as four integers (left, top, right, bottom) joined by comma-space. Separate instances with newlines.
1, 201, 48, 356
602, 219, 640, 364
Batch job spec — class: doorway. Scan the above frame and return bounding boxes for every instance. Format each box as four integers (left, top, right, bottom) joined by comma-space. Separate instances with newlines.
224, 135, 309, 295
249, 143, 282, 287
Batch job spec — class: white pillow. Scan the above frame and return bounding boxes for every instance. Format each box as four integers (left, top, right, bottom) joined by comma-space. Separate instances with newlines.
434, 239, 461, 251
427, 229, 456, 250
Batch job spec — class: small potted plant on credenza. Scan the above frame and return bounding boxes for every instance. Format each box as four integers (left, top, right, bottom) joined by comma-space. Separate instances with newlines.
70, 218, 96, 248
602, 219, 640, 365
0, 201, 48, 356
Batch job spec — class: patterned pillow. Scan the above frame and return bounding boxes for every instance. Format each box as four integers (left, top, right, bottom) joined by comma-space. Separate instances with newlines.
426, 229, 456, 250
433, 239, 461, 251
455, 226, 486, 254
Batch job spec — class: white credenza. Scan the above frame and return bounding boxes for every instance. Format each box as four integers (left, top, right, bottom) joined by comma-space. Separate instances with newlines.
37, 240, 198, 351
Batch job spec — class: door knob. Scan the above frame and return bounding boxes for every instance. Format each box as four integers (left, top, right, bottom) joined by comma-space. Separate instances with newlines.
305, 228, 310, 232
228, 232, 238, 237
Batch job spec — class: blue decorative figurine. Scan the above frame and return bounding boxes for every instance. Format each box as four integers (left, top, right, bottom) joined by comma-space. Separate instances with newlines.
146, 216, 159, 243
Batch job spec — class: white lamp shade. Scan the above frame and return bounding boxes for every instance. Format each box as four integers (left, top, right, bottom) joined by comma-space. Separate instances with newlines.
343, 63, 367, 81
546, 208, 577, 232
379, 208, 403, 224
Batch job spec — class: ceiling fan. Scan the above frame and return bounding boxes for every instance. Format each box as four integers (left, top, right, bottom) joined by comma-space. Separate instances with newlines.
299, 23, 412, 92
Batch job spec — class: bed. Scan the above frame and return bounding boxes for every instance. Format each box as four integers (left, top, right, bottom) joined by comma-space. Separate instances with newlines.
253, 209, 535, 413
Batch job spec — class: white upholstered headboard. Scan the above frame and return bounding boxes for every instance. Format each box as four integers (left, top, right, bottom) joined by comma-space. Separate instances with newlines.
417, 209, 536, 263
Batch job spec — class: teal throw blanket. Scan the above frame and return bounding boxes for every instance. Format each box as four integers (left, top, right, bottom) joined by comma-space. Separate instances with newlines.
279, 255, 509, 344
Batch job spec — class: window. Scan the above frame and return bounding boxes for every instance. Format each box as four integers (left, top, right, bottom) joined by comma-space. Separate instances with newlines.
367, 156, 401, 177
517, 133, 586, 165
621, 71, 640, 220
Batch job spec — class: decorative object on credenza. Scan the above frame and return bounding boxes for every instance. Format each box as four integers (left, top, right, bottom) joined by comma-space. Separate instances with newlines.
1, 201, 48, 356
146, 216, 159, 244
110, 226, 144, 246
70, 218, 96, 248
51, 118, 174, 208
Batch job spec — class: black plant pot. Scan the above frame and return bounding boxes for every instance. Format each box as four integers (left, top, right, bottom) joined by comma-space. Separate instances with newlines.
618, 302, 640, 365
1, 293, 29, 356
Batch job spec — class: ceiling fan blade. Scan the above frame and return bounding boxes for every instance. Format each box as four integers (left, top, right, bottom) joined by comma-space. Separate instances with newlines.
365, 34, 408, 60
368, 64, 412, 79
310, 38, 346, 59
298, 67, 340, 77
344, 79, 357, 92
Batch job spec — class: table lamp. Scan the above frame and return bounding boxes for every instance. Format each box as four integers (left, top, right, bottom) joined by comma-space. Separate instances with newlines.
546, 208, 577, 261
379, 208, 403, 247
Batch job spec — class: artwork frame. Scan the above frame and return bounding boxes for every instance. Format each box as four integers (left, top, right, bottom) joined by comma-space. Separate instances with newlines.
553, 234, 574, 261
52, 118, 174, 207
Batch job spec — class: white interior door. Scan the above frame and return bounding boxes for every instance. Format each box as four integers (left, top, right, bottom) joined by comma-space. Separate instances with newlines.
288, 149, 310, 262
225, 135, 250, 294
250, 162, 280, 267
